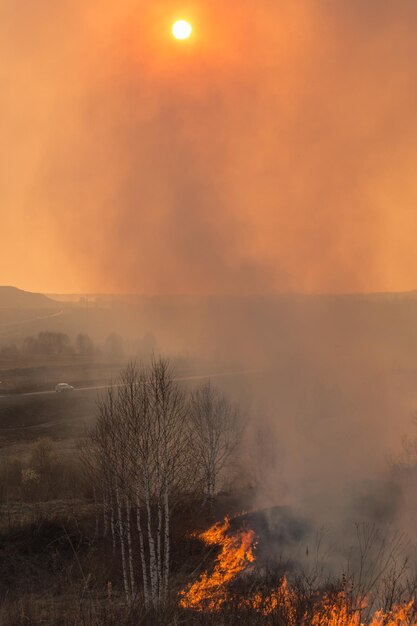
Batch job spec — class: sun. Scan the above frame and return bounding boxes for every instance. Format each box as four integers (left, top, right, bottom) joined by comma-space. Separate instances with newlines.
172, 20, 193, 40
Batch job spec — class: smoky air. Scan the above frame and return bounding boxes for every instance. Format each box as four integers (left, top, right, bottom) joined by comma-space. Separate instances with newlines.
2, 2, 417, 624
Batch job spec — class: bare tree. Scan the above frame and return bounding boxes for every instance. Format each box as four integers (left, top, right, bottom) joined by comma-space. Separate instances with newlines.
189, 381, 242, 509
83, 358, 192, 608
146, 357, 190, 602
82, 385, 134, 603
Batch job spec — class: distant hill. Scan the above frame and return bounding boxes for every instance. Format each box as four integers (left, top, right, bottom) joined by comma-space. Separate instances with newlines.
0, 287, 58, 309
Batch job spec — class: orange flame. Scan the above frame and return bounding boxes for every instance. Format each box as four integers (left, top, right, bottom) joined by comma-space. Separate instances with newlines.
250, 576, 298, 621
311, 592, 365, 626
179, 516, 256, 611
179, 517, 417, 625
311, 593, 415, 626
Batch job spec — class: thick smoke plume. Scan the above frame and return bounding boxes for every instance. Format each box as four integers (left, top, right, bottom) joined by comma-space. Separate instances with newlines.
2, 1, 417, 294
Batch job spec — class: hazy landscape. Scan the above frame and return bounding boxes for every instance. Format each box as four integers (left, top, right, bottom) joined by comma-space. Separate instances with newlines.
2, 286, 417, 623
4, 0, 417, 623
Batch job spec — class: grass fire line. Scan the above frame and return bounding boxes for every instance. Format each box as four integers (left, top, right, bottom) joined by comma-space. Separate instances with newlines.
178, 515, 417, 624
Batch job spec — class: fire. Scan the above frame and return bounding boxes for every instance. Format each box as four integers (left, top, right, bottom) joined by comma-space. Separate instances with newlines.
179, 516, 256, 611
251, 576, 298, 621
179, 516, 417, 624
311, 592, 366, 626
310, 593, 415, 626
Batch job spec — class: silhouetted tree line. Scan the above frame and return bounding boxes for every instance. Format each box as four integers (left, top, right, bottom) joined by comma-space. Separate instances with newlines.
0, 330, 158, 361
0, 331, 98, 358
18, 331, 100, 357
22, 332, 76, 356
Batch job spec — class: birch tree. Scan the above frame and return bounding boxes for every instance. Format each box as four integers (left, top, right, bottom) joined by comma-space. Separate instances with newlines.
146, 357, 190, 602
189, 381, 241, 509
81, 387, 133, 603
84, 358, 192, 608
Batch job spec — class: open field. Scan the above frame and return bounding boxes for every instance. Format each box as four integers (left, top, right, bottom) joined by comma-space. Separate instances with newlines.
0, 391, 96, 455
0, 358, 124, 395
0, 361, 253, 463
4, 291, 417, 624
0, 358, 126, 457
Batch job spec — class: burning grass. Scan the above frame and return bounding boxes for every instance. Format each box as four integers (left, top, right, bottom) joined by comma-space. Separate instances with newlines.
179, 516, 256, 611
2, 506, 417, 625
179, 515, 417, 625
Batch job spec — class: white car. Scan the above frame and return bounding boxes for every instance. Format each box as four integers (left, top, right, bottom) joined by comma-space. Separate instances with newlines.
55, 383, 75, 393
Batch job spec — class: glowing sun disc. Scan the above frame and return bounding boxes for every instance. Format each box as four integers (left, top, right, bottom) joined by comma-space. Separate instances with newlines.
172, 20, 192, 40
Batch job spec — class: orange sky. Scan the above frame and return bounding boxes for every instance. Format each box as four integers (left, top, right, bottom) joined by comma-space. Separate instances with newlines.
2, 0, 417, 294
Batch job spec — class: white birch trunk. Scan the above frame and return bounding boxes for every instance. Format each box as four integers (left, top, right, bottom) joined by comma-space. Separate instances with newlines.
208, 458, 216, 511
125, 496, 135, 597
103, 489, 109, 537
157, 497, 163, 599
135, 492, 149, 607
115, 482, 131, 603
144, 474, 158, 606
110, 501, 116, 551
162, 487, 170, 602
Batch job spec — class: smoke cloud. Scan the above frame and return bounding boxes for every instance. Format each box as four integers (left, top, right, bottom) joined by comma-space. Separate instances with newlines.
2, 0, 417, 294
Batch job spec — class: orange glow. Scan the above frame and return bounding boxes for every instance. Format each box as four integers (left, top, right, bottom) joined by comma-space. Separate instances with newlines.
250, 576, 298, 620
179, 516, 256, 611
310, 593, 415, 626
179, 516, 417, 624
4, 2, 417, 294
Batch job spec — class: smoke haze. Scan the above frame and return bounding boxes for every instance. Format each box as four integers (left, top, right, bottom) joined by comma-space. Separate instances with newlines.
3, 0, 417, 553
2, 1, 417, 294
